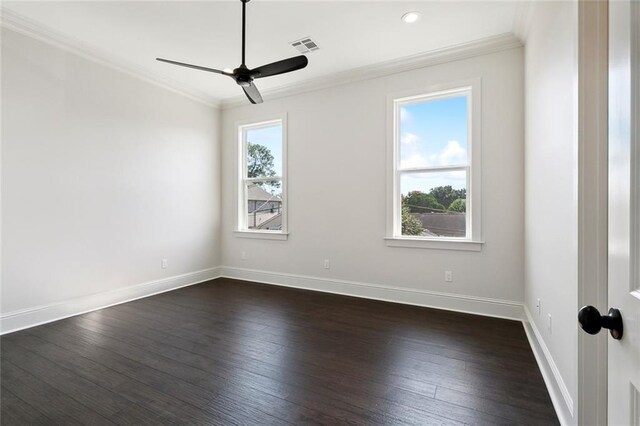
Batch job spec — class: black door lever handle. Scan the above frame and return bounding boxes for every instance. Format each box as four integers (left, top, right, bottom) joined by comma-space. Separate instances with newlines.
578, 305, 623, 340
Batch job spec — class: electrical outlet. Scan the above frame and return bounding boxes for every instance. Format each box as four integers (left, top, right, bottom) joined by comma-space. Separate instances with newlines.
323, 259, 330, 270
445, 271, 453, 282
241, 251, 247, 260
161, 259, 168, 269
537, 298, 541, 315
548, 314, 552, 333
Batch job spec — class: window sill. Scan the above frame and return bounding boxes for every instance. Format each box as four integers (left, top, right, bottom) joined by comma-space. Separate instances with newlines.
384, 237, 483, 251
234, 230, 289, 241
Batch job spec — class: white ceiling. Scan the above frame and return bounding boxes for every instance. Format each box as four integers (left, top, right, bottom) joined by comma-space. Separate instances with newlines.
3, 1, 522, 104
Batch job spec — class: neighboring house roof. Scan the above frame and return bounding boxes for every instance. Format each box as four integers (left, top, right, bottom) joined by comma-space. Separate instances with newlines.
257, 212, 282, 230
248, 185, 282, 202
414, 212, 466, 238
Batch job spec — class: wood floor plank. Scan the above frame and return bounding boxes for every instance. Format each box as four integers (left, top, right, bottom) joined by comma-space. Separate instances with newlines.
1, 278, 559, 425
75, 313, 464, 425
434, 385, 559, 423
0, 386, 53, 426
44, 316, 365, 426
42, 314, 433, 426
1, 361, 115, 425
109, 294, 546, 398
103, 301, 468, 400
27, 323, 285, 426
81, 308, 450, 425
3, 333, 176, 425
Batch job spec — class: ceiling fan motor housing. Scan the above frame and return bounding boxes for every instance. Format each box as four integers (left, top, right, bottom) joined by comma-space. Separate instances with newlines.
234, 66, 253, 87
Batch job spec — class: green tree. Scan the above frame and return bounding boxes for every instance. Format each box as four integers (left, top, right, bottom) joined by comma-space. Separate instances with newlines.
404, 191, 445, 213
401, 207, 423, 235
448, 198, 466, 213
428, 186, 466, 209
247, 143, 280, 188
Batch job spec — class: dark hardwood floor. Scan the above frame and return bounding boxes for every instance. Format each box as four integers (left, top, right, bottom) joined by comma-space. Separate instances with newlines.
1, 278, 558, 425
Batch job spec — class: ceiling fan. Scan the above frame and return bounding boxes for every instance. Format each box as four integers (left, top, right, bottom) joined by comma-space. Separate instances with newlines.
156, 0, 308, 104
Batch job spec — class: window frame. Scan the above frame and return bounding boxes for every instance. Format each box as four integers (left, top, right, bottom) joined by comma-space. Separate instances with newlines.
385, 79, 483, 251
235, 113, 288, 240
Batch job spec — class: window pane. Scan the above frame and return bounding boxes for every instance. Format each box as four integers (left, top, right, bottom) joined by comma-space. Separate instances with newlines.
246, 124, 282, 178
399, 95, 468, 169
400, 171, 467, 238
246, 181, 283, 230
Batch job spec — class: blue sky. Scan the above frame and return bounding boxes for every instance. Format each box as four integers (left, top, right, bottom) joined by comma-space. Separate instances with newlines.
246, 124, 283, 177
400, 95, 468, 195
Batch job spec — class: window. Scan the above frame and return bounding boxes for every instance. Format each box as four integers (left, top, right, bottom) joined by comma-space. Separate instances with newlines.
236, 116, 287, 239
387, 81, 482, 250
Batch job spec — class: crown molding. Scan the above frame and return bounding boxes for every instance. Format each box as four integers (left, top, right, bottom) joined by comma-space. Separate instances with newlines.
0, 7, 222, 109
1, 6, 523, 111
221, 32, 522, 109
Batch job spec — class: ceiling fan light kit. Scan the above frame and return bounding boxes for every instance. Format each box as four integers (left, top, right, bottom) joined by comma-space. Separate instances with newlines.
156, 0, 308, 104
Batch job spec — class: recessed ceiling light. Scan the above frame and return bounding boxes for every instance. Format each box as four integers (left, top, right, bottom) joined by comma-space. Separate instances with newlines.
401, 12, 421, 23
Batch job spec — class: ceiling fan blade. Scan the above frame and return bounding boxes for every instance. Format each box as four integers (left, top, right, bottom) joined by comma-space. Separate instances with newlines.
242, 82, 263, 104
251, 55, 308, 79
156, 58, 232, 75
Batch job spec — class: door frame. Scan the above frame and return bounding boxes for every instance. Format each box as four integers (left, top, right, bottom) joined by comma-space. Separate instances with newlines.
577, 0, 609, 424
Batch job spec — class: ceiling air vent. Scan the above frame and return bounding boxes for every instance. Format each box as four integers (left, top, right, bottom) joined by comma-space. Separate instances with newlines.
290, 37, 319, 54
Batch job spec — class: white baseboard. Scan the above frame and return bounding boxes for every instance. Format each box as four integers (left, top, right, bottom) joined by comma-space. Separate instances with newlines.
0, 266, 222, 335
523, 305, 574, 426
220, 266, 524, 321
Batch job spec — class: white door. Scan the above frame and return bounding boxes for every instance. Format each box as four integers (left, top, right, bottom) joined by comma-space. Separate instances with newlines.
609, 0, 640, 424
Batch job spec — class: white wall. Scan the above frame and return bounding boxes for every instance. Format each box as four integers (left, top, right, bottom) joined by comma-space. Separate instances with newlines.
1, 29, 222, 318
221, 48, 525, 311
523, 1, 578, 424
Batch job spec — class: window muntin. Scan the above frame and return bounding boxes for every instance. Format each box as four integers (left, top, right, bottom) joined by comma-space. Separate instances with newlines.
238, 119, 285, 233
393, 88, 472, 240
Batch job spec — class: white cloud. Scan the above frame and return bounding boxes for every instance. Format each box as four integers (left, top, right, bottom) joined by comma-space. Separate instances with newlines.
401, 132, 419, 145
400, 139, 467, 170
400, 133, 426, 168
402, 153, 428, 168
427, 140, 467, 166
